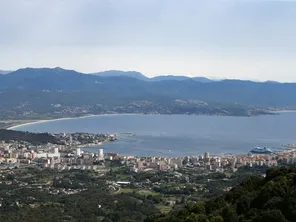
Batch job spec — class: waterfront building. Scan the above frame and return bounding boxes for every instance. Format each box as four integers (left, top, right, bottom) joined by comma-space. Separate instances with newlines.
69, 135, 73, 145
76, 148, 81, 156
54, 147, 59, 154
204, 152, 210, 162
98, 149, 104, 159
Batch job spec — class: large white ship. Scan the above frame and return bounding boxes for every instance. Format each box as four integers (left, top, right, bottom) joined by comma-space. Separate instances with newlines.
250, 147, 273, 154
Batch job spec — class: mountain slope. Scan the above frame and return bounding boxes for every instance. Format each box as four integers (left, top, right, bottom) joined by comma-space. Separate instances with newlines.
192, 76, 215, 83
151, 75, 191, 81
1, 67, 296, 109
0, 70, 12, 74
91, 70, 149, 81
90, 70, 215, 82
151, 75, 214, 83
148, 166, 296, 222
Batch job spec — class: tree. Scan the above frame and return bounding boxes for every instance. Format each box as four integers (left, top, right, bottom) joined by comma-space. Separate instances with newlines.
252, 210, 287, 222
191, 201, 206, 215
6, 174, 15, 181
211, 216, 224, 222
221, 207, 239, 222
185, 213, 199, 222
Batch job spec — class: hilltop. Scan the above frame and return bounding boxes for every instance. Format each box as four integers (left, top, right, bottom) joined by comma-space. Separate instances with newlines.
91, 70, 150, 81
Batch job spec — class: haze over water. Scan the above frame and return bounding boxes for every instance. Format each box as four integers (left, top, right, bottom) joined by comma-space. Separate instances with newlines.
13, 113, 296, 157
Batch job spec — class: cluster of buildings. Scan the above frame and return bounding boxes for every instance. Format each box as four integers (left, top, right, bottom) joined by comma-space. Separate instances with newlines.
55, 132, 116, 147
1, 136, 296, 173
0, 139, 108, 171
122, 149, 296, 173
182, 150, 296, 172
0, 141, 61, 165
42, 147, 106, 171
0, 132, 118, 170
129, 157, 184, 172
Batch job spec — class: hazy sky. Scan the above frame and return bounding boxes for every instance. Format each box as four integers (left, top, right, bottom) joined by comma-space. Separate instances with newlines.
1, 0, 296, 81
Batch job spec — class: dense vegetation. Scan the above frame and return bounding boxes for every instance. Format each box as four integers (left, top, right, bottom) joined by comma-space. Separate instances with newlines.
0, 168, 160, 222
148, 166, 296, 222
1, 166, 296, 221
0, 129, 61, 144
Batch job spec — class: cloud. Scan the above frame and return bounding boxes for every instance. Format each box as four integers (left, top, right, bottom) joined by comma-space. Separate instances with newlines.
0, 0, 296, 81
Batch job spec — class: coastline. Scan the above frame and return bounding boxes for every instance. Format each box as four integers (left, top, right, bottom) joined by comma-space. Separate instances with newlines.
5, 110, 293, 130
7, 118, 71, 130
4, 112, 296, 158
6, 114, 115, 130
6, 113, 141, 130
270, 110, 296, 113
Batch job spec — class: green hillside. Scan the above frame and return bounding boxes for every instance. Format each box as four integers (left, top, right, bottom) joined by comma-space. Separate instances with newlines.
147, 166, 296, 222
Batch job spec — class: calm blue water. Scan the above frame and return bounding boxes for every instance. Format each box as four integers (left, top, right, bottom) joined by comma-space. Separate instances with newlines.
13, 113, 296, 157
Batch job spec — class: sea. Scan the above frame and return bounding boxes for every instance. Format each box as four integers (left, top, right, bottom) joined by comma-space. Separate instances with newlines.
12, 112, 296, 157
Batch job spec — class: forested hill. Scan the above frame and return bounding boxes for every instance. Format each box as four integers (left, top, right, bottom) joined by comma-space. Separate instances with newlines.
0, 67, 296, 119
0, 129, 60, 145
1, 67, 296, 108
147, 166, 296, 222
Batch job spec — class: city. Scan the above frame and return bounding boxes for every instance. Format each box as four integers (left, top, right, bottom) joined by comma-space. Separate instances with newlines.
1, 132, 296, 221
2, 133, 296, 172
1, 0, 296, 221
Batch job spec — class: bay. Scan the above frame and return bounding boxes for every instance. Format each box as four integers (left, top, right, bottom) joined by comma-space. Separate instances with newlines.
12, 113, 296, 157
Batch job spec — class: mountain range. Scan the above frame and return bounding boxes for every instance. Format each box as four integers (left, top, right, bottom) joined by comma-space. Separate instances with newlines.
0, 67, 295, 107
0, 67, 295, 120
1, 68, 215, 82
91, 70, 214, 82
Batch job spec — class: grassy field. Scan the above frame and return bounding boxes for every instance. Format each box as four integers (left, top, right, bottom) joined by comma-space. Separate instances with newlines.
113, 187, 173, 214
156, 205, 172, 214
117, 188, 134, 193
224, 172, 233, 177
113, 187, 160, 196
137, 189, 158, 196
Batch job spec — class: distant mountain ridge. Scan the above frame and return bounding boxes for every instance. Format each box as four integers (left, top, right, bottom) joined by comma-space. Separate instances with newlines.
0, 67, 295, 119
0, 70, 12, 75
90, 70, 215, 82
151, 75, 191, 81
91, 70, 150, 81
1, 67, 281, 83
0, 67, 294, 108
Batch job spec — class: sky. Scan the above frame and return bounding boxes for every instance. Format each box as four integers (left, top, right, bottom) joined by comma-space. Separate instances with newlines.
1, 0, 296, 82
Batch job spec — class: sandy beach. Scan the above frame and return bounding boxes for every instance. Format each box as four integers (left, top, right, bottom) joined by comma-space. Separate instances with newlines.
6, 114, 100, 130
7, 115, 105, 130
272, 110, 296, 113
7, 118, 70, 130
6, 113, 135, 130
